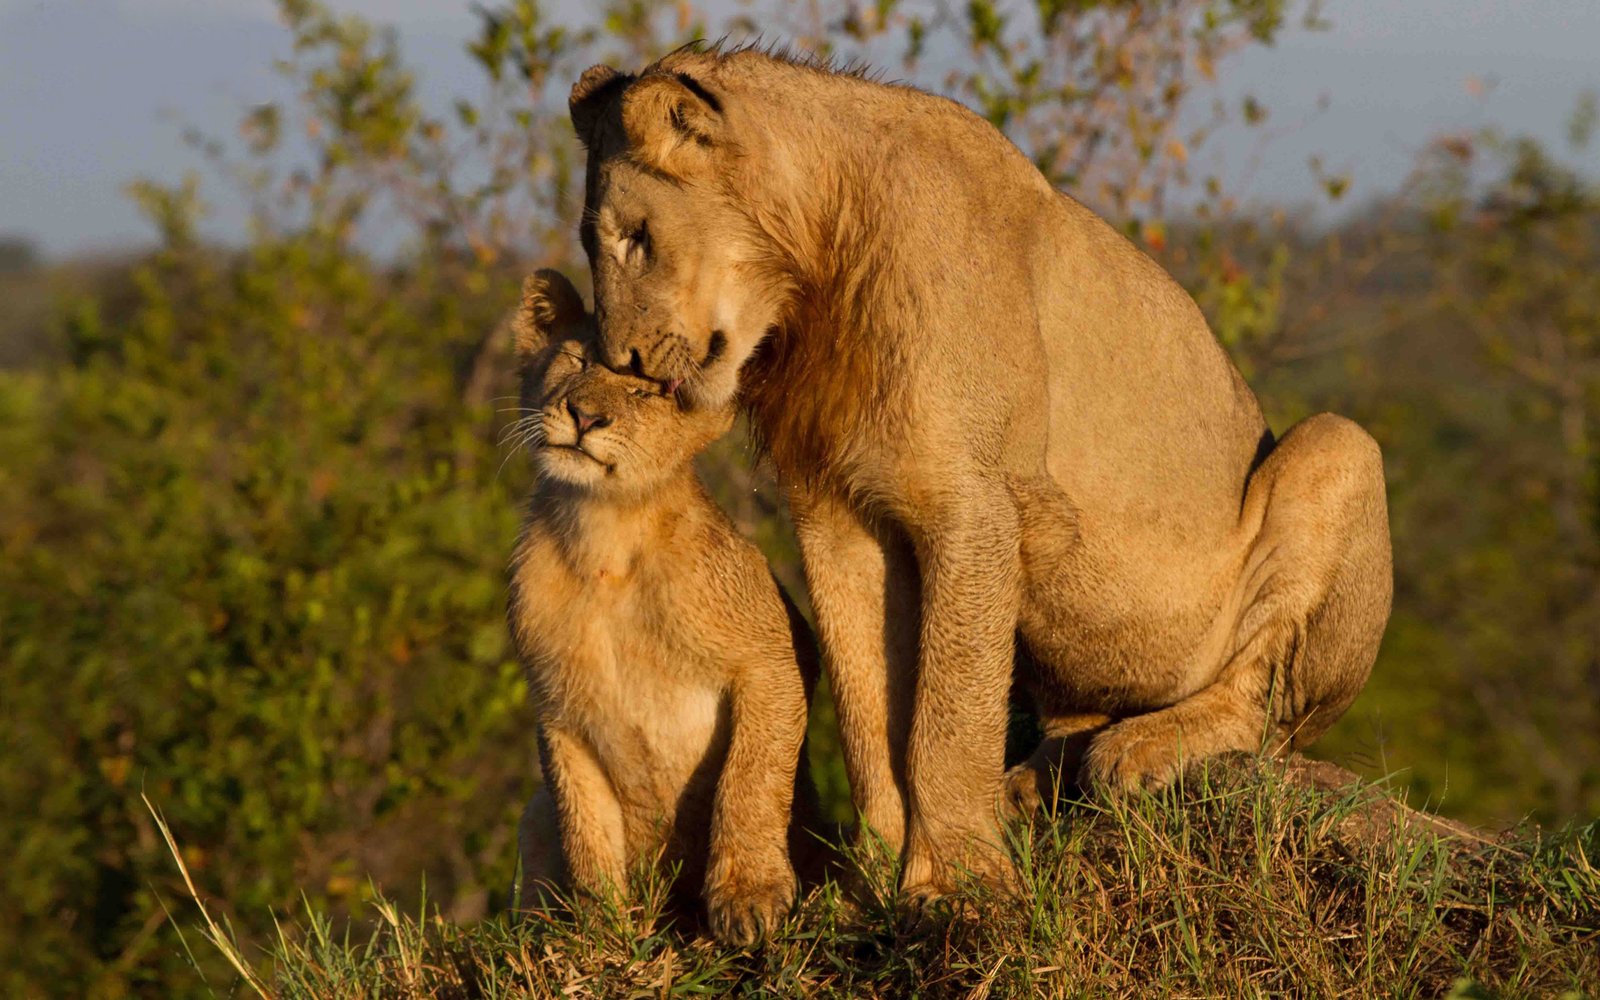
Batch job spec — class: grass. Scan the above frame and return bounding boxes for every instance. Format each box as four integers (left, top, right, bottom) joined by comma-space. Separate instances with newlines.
166, 755, 1599, 998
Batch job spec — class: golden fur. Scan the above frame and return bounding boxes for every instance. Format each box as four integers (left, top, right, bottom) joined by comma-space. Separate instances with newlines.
506, 270, 821, 944
567, 47, 1393, 899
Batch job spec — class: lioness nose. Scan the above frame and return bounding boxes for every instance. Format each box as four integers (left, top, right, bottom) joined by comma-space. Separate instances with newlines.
567, 400, 610, 435
596, 333, 633, 373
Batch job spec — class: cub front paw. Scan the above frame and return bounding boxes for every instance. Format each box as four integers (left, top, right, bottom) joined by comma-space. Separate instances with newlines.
704, 868, 797, 947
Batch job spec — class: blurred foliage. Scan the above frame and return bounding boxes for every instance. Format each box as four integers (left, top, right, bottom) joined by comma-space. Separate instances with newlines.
0, 233, 40, 273
0, 0, 1596, 995
1301, 117, 1600, 823
0, 204, 534, 997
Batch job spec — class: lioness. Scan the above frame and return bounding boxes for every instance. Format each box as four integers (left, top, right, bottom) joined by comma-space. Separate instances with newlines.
507, 269, 821, 945
564, 46, 1392, 899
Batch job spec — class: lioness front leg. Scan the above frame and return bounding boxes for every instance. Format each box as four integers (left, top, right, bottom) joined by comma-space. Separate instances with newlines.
791, 488, 920, 855
538, 726, 627, 899
899, 483, 1021, 900
516, 788, 565, 909
704, 645, 811, 946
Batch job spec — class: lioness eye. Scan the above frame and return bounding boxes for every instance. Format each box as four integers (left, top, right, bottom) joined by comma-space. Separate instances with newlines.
626, 220, 650, 258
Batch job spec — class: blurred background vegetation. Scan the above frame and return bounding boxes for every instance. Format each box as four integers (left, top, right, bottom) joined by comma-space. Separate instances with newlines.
1, 0, 1597, 995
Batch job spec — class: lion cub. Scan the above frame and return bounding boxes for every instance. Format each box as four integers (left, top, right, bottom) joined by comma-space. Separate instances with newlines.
507, 270, 819, 945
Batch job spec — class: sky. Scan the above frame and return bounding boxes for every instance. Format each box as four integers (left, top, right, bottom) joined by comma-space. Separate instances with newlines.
1, 0, 1596, 257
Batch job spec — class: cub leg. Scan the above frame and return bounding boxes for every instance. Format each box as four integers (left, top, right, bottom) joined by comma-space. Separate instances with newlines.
538, 726, 628, 897
790, 487, 920, 855
1081, 413, 1393, 792
704, 628, 813, 946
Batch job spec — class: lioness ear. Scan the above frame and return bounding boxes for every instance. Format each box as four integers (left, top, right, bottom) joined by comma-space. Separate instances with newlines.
513, 269, 586, 358
620, 72, 723, 177
569, 64, 631, 147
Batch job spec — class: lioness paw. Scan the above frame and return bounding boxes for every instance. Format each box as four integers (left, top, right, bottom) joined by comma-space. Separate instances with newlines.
899, 835, 1017, 905
705, 870, 796, 947
897, 879, 966, 927
999, 762, 1045, 824
1079, 721, 1186, 793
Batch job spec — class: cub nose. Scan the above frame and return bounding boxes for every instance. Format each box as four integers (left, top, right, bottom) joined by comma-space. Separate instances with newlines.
567, 399, 610, 435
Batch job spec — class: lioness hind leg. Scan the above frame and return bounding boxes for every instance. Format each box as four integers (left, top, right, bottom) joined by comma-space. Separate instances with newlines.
1001, 712, 1114, 821
1251, 413, 1393, 749
1079, 640, 1288, 793
1080, 413, 1393, 792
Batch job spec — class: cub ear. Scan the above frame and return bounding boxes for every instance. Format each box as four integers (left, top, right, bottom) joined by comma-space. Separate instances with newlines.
513, 269, 587, 358
620, 72, 724, 177
569, 64, 631, 147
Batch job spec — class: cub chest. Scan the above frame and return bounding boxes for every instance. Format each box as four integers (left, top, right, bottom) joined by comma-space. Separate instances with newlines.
515, 555, 733, 811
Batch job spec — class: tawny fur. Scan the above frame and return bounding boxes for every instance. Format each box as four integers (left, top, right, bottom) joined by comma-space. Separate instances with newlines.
567, 47, 1393, 898
506, 270, 822, 945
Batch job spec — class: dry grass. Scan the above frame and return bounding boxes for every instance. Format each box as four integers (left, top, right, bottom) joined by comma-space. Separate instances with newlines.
173, 755, 1599, 999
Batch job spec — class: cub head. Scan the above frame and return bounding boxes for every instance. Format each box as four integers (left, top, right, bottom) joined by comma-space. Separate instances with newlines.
513, 269, 734, 495
568, 62, 791, 411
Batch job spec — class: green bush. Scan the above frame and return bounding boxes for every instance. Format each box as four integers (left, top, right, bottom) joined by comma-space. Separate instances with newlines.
0, 224, 535, 995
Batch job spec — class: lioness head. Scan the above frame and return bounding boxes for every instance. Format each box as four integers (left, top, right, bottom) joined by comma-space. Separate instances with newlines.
514, 269, 734, 494
567, 62, 791, 411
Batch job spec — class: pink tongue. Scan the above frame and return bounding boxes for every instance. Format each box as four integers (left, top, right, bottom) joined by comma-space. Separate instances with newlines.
665, 378, 684, 396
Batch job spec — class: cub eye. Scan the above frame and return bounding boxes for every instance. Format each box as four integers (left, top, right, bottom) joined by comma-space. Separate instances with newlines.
629, 386, 654, 399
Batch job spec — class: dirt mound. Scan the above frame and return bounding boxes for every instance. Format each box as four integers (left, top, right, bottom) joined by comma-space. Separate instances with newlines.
1198, 751, 1498, 847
